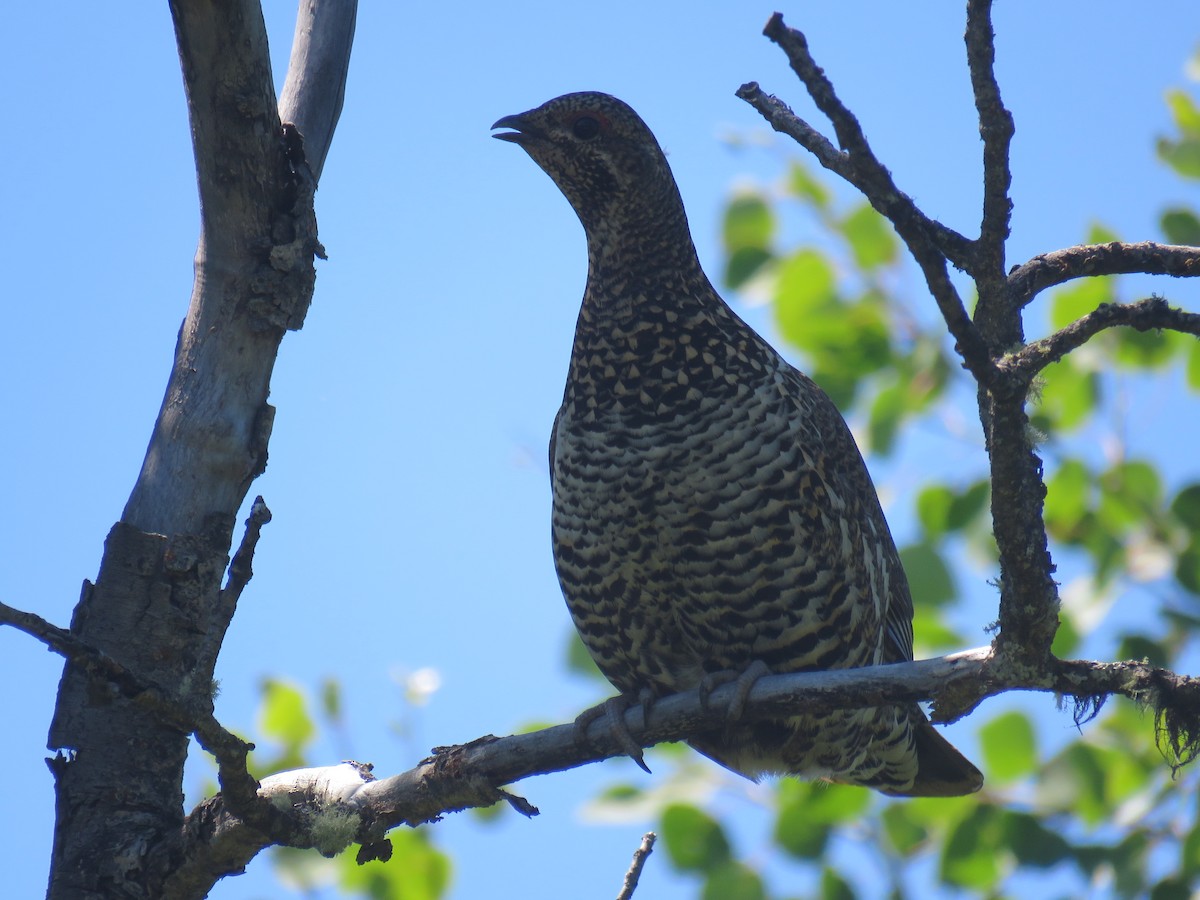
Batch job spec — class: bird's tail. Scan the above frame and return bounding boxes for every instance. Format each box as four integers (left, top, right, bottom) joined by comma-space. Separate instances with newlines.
880, 710, 983, 798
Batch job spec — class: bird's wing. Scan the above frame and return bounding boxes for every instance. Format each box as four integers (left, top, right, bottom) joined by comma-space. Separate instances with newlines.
781, 366, 916, 665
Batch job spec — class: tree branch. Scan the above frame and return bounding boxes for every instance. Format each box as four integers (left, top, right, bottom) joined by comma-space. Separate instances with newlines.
1001, 295, 1200, 379
616, 832, 657, 900
737, 16, 994, 385
964, 0, 1014, 287
149, 645, 1200, 887
1009, 241, 1200, 309
278, 0, 357, 180
46, 2, 356, 897
2, 598, 264, 819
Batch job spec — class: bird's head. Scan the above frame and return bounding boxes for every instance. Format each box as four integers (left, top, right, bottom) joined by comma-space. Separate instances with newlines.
492, 92, 686, 241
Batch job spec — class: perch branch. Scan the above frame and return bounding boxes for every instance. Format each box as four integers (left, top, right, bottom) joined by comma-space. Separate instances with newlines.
159, 644, 1200, 885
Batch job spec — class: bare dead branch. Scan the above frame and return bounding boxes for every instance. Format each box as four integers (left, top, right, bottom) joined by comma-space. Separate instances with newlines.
278, 0, 358, 180
616, 833, 657, 900
1001, 295, 1200, 378
223, 496, 273, 602
964, 0, 1014, 286
737, 17, 993, 385
1, 597, 263, 818
1009, 241, 1200, 309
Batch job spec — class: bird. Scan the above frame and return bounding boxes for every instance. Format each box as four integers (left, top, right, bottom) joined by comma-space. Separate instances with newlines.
492, 91, 982, 797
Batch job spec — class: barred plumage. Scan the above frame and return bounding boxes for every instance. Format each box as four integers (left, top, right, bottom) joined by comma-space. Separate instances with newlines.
494, 92, 981, 796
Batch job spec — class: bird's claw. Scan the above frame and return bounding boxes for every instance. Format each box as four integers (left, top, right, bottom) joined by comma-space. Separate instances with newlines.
574, 693, 653, 773
698, 660, 770, 720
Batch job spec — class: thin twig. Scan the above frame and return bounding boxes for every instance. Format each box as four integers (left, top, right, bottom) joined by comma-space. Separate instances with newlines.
0, 599, 264, 819
616, 832, 657, 900
738, 16, 993, 383
1009, 242, 1200, 309
964, 0, 1014, 281
223, 496, 273, 602
1000, 295, 1200, 379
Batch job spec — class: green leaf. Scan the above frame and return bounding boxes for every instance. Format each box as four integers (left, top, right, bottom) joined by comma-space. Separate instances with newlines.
939, 807, 1003, 889
899, 543, 955, 608
1035, 359, 1099, 431
565, 629, 607, 683
912, 614, 966, 654
725, 246, 773, 289
702, 862, 766, 900
916, 485, 954, 538
774, 804, 829, 859
661, 804, 732, 873
259, 679, 315, 749
1117, 633, 1170, 667
1160, 207, 1200, 245
1044, 459, 1092, 539
1039, 743, 1108, 825
1181, 819, 1200, 876
1166, 88, 1200, 135
1170, 483, 1200, 530
867, 381, 905, 454
1187, 340, 1200, 389
723, 193, 776, 289
774, 781, 869, 860
1113, 326, 1181, 369
881, 804, 928, 856
1050, 611, 1080, 657
841, 203, 897, 270
1001, 812, 1071, 868
774, 249, 838, 348
947, 480, 991, 531
320, 676, 342, 721
723, 192, 774, 251
1150, 878, 1193, 900
1175, 538, 1200, 595
1097, 460, 1162, 532
1049, 277, 1114, 330
787, 160, 832, 209
1157, 134, 1200, 179
1087, 221, 1121, 245
978, 710, 1037, 782
1161, 91, 1200, 177
338, 829, 451, 900
821, 867, 857, 900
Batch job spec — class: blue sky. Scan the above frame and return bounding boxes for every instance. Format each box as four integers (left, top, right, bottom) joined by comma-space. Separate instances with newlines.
2, 3, 1198, 898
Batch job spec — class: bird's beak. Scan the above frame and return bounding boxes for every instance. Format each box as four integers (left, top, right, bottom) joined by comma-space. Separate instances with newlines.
492, 112, 533, 145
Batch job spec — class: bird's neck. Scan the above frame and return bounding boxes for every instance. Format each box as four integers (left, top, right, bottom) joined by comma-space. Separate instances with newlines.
580, 198, 709, 323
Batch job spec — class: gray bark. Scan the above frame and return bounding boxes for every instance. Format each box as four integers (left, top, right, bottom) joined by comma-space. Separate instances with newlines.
45, 2, 356, 898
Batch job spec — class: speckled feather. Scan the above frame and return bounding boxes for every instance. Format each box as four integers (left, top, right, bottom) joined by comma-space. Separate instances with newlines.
494, 92, 981, 796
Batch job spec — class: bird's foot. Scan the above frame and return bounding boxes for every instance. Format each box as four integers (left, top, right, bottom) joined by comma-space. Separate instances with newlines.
573, 690, 654, 773
698, 660, 771, 720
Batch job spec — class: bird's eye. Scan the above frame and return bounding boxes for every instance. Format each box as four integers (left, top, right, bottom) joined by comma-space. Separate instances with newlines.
572, 115, 601, 140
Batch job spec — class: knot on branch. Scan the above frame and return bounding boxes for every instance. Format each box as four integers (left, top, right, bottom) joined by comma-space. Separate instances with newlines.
246, 124, 326, 332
